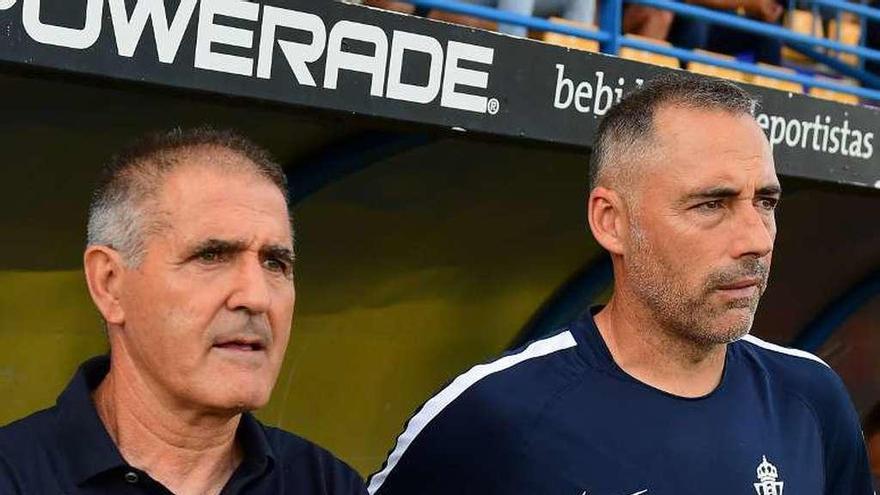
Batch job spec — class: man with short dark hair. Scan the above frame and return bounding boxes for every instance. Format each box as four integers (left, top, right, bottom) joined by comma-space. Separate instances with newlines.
0, 128, 368, 495
368, 74, 874, 494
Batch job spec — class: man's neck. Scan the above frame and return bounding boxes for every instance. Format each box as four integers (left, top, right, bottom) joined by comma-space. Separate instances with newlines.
594, 296, 728, 398
92, 352, 243, 495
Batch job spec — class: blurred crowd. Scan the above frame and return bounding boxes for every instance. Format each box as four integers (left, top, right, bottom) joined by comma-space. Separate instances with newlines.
355, 0, 879, 75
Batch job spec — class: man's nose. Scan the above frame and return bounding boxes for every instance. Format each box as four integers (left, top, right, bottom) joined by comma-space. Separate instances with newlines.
730, 203, 775, 259
227, 255, 272, 315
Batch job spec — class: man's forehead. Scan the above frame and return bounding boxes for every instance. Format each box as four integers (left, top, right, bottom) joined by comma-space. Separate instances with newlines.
152, 158, 292, 246
161, 215, 294, 253
652, 104, 765, 144
643, 105, 776, 190
662, 159, 779, 199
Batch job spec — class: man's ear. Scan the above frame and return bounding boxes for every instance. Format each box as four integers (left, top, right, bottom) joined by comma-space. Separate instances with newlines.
83, 246, 127, 326
587, 186, 627, 256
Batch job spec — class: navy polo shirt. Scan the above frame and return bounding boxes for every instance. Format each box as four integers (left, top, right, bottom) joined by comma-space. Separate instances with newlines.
0, 355, 368, 495
369, 310, 874, 494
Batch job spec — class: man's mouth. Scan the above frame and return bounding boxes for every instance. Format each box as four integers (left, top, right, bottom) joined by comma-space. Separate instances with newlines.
212, 339, 266, 352
717, 278, 761, 291
715, 277, 762, 300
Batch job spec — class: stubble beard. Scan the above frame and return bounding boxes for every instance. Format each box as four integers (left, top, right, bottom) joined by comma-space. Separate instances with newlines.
626, 223, 769, 349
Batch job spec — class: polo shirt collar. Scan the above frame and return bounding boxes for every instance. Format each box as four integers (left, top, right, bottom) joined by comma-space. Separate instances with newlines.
55, 355, 276, 486
56, 355, 127, 485
237, 405, 276, 476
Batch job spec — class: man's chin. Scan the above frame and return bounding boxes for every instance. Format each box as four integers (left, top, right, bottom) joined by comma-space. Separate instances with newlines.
197, 376, 273, 412
199, 359, 279, 412
708, 308, 755, 343
204, 391, 270, 414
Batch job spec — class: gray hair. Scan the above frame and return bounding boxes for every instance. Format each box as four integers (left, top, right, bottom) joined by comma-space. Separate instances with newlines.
87, 127, 290, 266
588, 72, 758, 193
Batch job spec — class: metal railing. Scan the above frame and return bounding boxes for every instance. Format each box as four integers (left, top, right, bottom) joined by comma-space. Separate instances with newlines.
401, 0, 880, 102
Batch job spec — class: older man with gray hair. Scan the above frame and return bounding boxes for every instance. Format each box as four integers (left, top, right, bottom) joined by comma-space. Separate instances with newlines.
0, 129, 368, 495
368, 73, 874, 494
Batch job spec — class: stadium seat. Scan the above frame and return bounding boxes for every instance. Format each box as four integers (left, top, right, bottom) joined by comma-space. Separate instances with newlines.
620, 35, 679, 68
782, 9, 824, 63
687, 49, 749, 83
536, 17, 599, 52
827, 18, 861, 66
809, 76, 860, 105
751, 63, 804, 93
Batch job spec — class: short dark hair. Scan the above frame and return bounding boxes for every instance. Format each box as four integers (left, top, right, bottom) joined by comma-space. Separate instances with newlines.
87, 127, 290, 264
588, 72, 759, 192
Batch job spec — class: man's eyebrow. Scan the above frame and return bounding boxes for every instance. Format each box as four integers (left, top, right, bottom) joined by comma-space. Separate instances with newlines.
185, 239, 295, 264
682, 184, 783, 203
260, 245, 295, 263
682, 187, 740, 202
756, 184, 783, 196
186, 238, 248, 256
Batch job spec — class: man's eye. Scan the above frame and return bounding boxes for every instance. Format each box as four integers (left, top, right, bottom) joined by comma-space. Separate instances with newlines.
757, 198, 779, 211
263, 258, 289, 274
698, 200, 723, 211
197, 250, 225, 263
